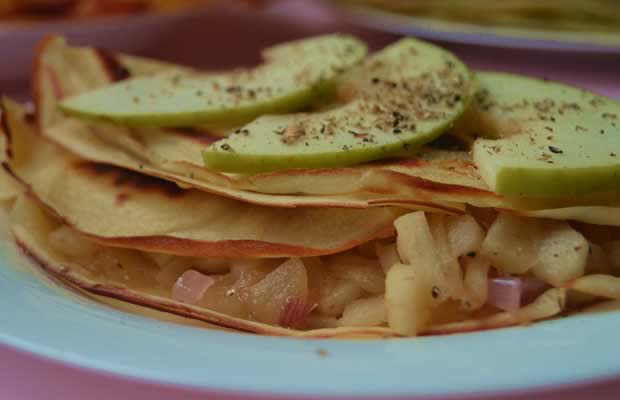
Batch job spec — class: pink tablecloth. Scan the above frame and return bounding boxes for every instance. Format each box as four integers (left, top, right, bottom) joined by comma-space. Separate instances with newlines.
2, 1, 619, 399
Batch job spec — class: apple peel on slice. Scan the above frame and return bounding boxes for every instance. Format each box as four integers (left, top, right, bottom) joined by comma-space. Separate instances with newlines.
59, 34, 367, 127
472, 72, 620, 198
203, 38, 476, 173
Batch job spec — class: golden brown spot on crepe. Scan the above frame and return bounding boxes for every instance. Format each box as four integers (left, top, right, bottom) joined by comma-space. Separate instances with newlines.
0, 102, 12, 160
24, 109, 36, 125
115, 192, 130, 206
32, 35, 54, 131
45, 65, 65, 100
73, 162, 185, 198
96, 48, 131, 82
1, 163, 18, 182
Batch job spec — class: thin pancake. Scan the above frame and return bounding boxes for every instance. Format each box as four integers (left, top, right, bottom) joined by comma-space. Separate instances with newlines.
34, 35, 491, 210
2, 98, 400, 258
35, 36, 620, 216
13, 194, 604, 338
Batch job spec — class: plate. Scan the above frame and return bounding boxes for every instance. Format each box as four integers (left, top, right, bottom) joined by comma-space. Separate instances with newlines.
334, 4, 620, 54
1, 242, 620, 399
0, 6, 212, 86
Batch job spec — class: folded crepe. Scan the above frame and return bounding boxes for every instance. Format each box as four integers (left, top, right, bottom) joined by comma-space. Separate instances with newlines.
35, 36, 620, 218
2, 35, 620, 338
3, 100, 620, 337
7, 162, 618, 337
2, 99, 400, 258
33, 36, 500, 212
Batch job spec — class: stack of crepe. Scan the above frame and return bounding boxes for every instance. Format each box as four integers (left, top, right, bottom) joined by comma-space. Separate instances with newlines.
1, 34, 619, 338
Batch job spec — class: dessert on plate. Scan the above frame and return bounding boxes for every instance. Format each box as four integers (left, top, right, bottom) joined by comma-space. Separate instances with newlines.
1, 34, 619, 338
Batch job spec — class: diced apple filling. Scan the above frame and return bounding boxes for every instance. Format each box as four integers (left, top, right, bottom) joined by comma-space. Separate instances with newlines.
45, 210, 620, 332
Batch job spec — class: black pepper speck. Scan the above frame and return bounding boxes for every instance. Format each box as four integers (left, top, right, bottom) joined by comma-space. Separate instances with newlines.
548, 146, 563, 154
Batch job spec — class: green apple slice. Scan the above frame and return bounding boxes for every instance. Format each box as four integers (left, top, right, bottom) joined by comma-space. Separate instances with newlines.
472, 72, 620, 198
202, 38, 475, 173
59, 35, 367, 127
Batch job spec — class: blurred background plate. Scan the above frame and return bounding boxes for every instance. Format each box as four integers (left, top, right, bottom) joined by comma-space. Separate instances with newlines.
332, 2, 620, 53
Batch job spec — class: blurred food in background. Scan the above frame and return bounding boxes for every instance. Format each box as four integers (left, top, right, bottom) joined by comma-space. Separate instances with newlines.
0, 0, 269, 89
340, 0, 620, 33
0, 0, 245, 20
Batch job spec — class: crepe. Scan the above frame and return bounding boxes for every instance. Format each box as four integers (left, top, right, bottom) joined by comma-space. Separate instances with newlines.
3, 34, 620, 338
11, 188, 599, 338
4, 105, 620, 336
1, 99, 400, 258
34, 36, 497, 211
34, 36, 620, 220
9, 180, 620, 337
